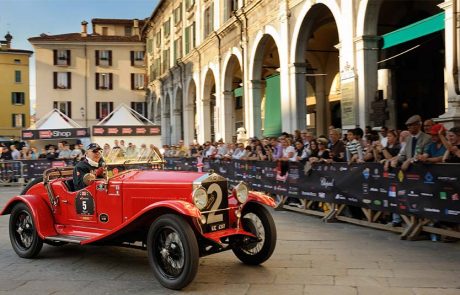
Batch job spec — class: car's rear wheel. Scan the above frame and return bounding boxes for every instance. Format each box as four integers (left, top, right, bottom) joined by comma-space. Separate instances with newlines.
232, 204, 277, 265
147, 214, 199, 290
9, 203, 43, 258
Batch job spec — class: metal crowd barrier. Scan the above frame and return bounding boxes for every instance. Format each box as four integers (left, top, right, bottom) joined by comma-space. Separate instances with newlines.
0, 160, 25, 186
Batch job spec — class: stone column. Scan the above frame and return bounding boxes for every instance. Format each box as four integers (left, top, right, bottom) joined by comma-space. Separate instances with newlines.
248, 79, 265, 138
171, 108, 182, 144
290, 62, 308, 130
314, 75, 327, 135
161, 111, 171, 146
279, 0, 293, 133
222, 90, 234, 143
437, 0, 460, 128
355, 35, 380, 128
183, 102, 195, 145
200, 98, 211, 143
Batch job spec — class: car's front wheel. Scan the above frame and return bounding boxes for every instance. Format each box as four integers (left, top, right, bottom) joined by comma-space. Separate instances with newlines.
232, 204, 277, 265
147, 214, 199, 290
9, 203, 43, 258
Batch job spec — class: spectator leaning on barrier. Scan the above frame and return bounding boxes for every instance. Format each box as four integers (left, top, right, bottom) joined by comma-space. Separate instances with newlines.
70, 144, 83, 162
417, 123, 447, 164
310, 137, 330, 163
328, 128, 346, 162
377, 129, 401, 171
58, 143, 72, 159
393, 115, 431, 170
10, 145, 20, 160
380, 126, 389, 147
20, 146, 30, 160
346, 129, 364, 163
46, 146, 58, 160
30, 147, 38, 160
441, 127, 460, 163
423, 118, 435, 134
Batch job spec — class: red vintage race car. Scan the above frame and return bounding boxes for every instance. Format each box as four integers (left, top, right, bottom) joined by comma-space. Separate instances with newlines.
0, 156, 277, 290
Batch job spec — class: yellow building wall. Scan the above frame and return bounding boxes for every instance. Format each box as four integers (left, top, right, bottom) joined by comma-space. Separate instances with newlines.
0, 52, 31, 139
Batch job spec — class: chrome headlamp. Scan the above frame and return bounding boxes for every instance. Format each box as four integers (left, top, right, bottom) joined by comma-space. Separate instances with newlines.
192, 186, 208, 210
234, 182, 249, 204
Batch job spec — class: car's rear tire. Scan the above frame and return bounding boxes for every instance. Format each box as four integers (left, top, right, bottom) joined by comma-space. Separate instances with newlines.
147, 214, 199, 290
9, 203, 43, 258
232, 204, 277, 265
20, 177, 43, 195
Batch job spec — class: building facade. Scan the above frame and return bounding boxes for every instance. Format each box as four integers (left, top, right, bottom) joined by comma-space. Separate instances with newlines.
29, 19, 147, 128
144, 0, 460, 146
0, 33, 33, 139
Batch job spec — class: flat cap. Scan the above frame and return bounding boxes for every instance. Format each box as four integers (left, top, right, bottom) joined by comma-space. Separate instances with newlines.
405, 115, 422, 125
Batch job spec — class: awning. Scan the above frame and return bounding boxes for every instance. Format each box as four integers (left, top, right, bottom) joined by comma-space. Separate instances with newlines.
381, 12, 445, 49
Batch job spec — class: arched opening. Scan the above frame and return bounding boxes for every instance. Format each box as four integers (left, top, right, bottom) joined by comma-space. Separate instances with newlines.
163, 94, 171, 145
223, 54, 244, 142
376, 0, 444, 128
294, 3, 340, 135
252, 35, 281, 138
203, 69, 216, 142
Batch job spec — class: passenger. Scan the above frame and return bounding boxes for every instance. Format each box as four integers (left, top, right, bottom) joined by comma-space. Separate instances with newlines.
73, 143, 105, 191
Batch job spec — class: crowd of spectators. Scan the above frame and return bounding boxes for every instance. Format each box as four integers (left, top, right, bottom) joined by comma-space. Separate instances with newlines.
0, 141, 85, 162
161, 114, 460, 171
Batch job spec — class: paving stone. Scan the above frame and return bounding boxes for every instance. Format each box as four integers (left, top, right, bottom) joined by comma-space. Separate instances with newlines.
357, 286, 415, 295
304, 285, 358, 295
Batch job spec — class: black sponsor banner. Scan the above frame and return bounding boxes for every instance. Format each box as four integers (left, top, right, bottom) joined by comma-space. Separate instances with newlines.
164, 158, 460, 223
92, 125, 161, 136
21, 128, 90, 140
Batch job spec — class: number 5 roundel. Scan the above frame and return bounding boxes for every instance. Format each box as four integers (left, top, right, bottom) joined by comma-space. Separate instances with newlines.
75, 190, 95, 215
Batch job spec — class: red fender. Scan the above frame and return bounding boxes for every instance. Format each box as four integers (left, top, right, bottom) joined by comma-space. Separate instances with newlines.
83, 200, 201, 244
245, 191, 276, 208
0, 195, 57, 239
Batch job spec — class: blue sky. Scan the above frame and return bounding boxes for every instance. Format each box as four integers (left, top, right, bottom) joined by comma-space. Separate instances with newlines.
0, 0, 159, 107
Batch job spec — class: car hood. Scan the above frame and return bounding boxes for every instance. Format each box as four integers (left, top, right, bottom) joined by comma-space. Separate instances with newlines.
115, 170, 207, 185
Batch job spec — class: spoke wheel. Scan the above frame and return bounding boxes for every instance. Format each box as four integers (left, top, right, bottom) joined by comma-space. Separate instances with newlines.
147, 214, 199, 290
9, 203, 43, 258
232, 204, 277, 265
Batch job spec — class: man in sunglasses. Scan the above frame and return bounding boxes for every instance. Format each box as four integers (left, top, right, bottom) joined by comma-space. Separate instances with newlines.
73, 143, 105, 191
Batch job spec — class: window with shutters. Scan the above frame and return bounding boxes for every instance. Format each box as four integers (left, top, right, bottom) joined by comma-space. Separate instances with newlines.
97, 50, 112, 67
224, 0, 238, 21
174, 5, 182, 25
124, 26, 132, 36
11, 92, 25, 105
54, 49, 71, 66
131, 51, 145, 67
12, 114, 25, 128
54, 72, 71, 89
15, 71, 21, 83
131, 102, 146, 116
96, 102, 113, 120
185, 0, 195, 10
204, 3, 214, 37
53, 101, 72, 117
132, 73, 145, 90
147, 38, 153, 53
156, 31, 161, 48
185, 26, 191, 54
163, 19, 171, 38
96, 73, 113, 90
174, 38, 182, 61
162, 48, 170, 73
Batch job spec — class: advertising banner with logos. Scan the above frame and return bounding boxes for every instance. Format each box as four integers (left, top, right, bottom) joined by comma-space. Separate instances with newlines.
92, 125, 161, 136
163, 158, 460, 223
21, 128, 90, 140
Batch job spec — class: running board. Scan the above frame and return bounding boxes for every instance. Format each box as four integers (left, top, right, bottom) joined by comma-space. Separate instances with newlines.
45, 235, 90, 244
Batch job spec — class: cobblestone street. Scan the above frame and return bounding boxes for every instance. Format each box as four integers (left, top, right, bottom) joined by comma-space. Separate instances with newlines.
1, 186, 459, 295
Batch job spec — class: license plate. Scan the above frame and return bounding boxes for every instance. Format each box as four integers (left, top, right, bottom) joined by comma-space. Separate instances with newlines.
209, 222, 226, 232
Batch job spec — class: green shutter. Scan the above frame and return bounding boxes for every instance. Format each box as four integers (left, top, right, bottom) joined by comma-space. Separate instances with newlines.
185, 26, 190, 54
263, 74, 282, 137
381, 12, 445, 49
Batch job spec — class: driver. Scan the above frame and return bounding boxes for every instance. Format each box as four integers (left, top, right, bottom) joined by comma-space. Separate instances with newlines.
73, 143, 105, 191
